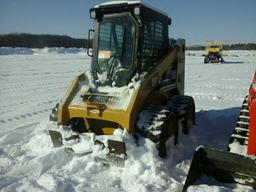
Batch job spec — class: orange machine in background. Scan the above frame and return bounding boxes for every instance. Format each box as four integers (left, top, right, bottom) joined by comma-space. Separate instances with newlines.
247, 71, 256, 155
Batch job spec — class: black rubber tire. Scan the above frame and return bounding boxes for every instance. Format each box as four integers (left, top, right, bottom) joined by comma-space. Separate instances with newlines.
158, 112, 178, 158
69, 118, 86, 133
169, 95, 195, 134
185, 96, 196, 125
183, 96, 195, 134
158, 124, 167, 158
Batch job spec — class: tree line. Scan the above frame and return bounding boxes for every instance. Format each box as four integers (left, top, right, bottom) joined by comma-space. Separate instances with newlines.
0, 33, 255, 50
0, 33, 92, 48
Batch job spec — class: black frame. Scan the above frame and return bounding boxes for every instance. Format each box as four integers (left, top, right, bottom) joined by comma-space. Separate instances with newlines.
87, 29, 94, 57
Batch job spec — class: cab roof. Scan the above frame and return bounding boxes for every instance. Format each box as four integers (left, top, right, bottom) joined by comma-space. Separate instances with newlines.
92, 1, 171, 24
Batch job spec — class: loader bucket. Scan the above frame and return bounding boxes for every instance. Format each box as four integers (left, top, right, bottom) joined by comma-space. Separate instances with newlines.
49, 130, 127, 166
49, 130, 63, 147
182, 146, 256, 191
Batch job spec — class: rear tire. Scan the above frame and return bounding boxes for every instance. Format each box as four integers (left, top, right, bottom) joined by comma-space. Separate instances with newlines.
158, 137, 167, 158
168, 95, 196, 134
136, 106, 179, 158
158, 112, 178, 158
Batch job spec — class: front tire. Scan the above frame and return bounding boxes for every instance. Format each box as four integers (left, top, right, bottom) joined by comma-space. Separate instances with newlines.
158, 112, 178, 158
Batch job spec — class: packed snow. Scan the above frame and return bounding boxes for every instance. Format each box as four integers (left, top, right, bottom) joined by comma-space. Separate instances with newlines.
0, 48, 255, 192
71, 72, 141, 110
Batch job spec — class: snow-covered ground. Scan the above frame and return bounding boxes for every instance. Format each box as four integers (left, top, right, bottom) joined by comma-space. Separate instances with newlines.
0, 48, 255, 192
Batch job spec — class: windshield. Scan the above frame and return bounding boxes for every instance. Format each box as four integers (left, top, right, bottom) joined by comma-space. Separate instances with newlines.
97, 16, 135, 73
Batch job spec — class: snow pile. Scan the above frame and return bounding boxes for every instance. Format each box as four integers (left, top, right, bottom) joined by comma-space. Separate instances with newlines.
0, 47, 87, 55
39, 47, 86, 55
0, 119, 177, 191
0, 47, 34, 55
71, 71, 141, 110
0, 108, 253, 192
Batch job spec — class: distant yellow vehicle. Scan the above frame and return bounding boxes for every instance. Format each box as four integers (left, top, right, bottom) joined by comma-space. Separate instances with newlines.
204, 41, 224, 63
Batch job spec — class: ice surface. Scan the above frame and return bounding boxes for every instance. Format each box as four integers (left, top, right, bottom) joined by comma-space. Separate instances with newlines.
0, 49, 255, 191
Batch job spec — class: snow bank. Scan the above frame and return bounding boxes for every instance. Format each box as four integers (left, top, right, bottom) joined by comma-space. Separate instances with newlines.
0, 47, 87, 55
0, 108, 253, 192
0, 47, 34, 55
39, 47, 86, 55
0, 119, 175, 192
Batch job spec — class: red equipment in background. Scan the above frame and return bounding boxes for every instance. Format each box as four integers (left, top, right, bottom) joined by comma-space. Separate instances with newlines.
247, 70, 256, 155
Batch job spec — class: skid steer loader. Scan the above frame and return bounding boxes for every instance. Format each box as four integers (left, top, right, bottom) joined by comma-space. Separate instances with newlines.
204, 41, 224, 63
49, 1, 195, 166
183, 71, 256, 191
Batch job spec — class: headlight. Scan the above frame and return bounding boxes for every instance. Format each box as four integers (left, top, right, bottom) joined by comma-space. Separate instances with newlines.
90, 10, 96, 19
134, 7, 140, 15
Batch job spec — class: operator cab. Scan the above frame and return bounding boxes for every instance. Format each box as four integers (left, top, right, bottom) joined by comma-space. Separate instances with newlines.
88, 1, 171, 87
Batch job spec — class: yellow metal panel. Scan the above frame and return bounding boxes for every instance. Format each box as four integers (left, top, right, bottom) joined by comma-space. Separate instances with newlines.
57, 73, 85, 125
205, 41, 224, 53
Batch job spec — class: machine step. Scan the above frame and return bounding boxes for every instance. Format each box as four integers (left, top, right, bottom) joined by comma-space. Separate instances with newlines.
240, 109, 249, 113
237, 121, 250, 126
231, 134, 249, 140
239, 115, 250, 120
235, 127, 249, 132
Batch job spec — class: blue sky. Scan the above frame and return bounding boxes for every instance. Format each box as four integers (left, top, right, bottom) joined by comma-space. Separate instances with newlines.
0, 0, 256, 45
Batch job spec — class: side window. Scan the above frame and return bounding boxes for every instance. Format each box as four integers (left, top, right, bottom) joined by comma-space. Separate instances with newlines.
142, 19, 164, 70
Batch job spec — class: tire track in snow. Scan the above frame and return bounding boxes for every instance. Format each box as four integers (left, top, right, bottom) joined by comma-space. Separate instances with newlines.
0, 78, 71, 94
187, 91, 245, 102
0, 85, 68, 103
191, 83, 248, 91
0, 54, 87, 133
0, 98, 59, 115
0, 107, 51, 133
